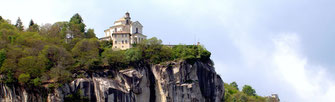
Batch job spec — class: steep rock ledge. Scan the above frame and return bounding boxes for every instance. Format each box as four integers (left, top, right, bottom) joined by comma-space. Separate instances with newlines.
152, 61, 224, 102
0, 60, 224, 102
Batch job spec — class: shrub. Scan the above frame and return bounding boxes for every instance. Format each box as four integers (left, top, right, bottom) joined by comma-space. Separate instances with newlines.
18, 73, 30, 84
242, 85, 256, 96
32, 77, 42, 86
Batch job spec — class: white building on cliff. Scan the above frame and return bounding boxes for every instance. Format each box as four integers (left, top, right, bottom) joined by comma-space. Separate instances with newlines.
100, 12, 147, 50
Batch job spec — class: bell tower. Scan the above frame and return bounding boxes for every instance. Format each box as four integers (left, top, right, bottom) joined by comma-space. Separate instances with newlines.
125, 12, 131, 25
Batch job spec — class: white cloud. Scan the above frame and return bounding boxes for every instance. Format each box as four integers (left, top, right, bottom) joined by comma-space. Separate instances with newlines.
272, 33, 335, 102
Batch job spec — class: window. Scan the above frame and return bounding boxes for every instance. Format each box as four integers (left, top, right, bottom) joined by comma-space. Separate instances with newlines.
122, 40, 124, 44
136, 28, 138, 33
126, 20, 129, 24
115, 41, 117, 44
115, 46, 117, 48
122, 34, 124, 37
122, 46, 124, 48
125, 40, 128, 44
114, 28, 117, 32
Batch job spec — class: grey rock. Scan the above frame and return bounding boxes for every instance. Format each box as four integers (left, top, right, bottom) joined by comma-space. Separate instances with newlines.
0, 60, 224, 102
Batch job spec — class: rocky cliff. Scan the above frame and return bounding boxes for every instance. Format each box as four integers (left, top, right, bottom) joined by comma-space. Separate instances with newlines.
0, 60, 224, 102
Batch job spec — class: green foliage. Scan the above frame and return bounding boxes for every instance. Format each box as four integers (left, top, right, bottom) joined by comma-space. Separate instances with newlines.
49, 66, 72, 84
85, 28, 96, 38
72, 38, 100, 70
15, 17, 24, 31
0, 14, 214, 91
242, 85, 256, 96
18, 73, 30, 84
2, 71, 15, 84
27, 20, 39, 32
125, 47, 142, 62
100, 40, 113, 49
171, 45, 211, 63
64, 90, 89, 102
224, 82, 266, 102
137, 37, 172, 64
69, 13, 86, 38
102, 49, 128, 69
0, 49, 5, 68
32, 77, 42, 86
230, 81, 239, 90
39, 45, 74, 70
18, 56, 46, 78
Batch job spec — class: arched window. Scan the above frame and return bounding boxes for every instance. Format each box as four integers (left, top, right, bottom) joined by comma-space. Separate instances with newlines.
125, 40, 128, 44
136, 28, 138, 33
122, 40, 124, 44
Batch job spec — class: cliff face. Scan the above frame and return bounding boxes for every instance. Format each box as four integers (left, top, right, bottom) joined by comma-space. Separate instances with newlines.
0, 60, 224, 102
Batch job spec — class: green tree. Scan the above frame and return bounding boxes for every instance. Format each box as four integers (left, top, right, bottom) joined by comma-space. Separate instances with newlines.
18, 56, 46, 78
85, 28, 96, 38
125, 47, 142, 62
242, 85, 256, 96
137, 37, 172, 64
27, 19, 39, 32
72, 38, 100, 70
230, 81, 239, 90
29, 19, 34, 27
100, 40, 113, 49
69, 13, 86, 38
102, 49, 128, 68
15, 17, 24, 31
198, 46, 211, 61
39, 45, 74, 70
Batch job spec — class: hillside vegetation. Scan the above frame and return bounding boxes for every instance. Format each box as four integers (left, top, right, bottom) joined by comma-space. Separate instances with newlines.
0, 14, 270, 102
0, 14, 211, 88
224, 81, 272, 102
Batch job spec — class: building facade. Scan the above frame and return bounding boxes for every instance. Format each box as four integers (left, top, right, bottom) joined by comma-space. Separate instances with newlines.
101, 12, 147, 50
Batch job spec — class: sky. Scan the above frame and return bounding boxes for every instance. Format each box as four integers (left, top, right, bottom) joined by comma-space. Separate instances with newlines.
1, 0, 335, 101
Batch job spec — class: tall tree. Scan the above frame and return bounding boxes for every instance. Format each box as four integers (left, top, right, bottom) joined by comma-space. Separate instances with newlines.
27, 19, 39, 32
29, 19, 34, 27
230, 82, 239, 90
69, 13, 86, 38
15, 17, 24, 31
242, 85, 256, 96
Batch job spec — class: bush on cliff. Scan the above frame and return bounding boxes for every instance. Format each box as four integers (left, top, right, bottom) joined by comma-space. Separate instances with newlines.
224, 82, 266, 102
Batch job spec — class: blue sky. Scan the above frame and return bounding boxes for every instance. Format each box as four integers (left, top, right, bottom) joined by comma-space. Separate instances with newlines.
1, 0, 335, 101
